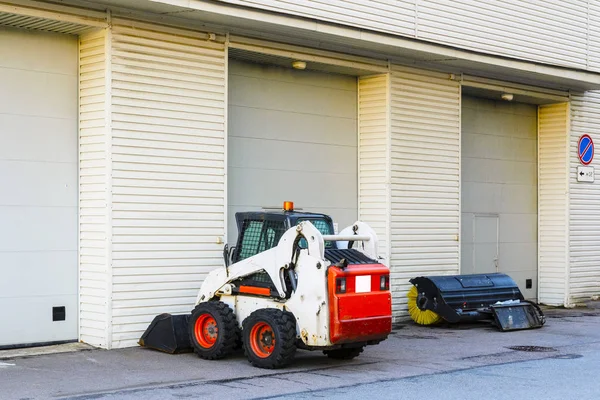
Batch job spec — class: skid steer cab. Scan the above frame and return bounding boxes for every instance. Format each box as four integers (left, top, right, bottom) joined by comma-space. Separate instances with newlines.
140, 202, 392, 369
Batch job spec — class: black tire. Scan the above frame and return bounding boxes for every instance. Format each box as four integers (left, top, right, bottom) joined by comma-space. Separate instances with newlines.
242, 308, 297, 369
189, 301, 238, 360
323, 346, 364, 360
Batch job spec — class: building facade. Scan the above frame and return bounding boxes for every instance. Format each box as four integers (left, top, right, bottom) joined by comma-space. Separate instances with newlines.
1, 0, 600, 349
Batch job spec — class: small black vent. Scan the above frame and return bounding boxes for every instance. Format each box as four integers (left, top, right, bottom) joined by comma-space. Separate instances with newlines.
526, 279, 532, 289
53, 306, 66, 322
324, 249, 377, 265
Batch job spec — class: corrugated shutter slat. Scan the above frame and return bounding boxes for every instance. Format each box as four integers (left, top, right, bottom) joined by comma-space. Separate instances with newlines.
359, 74, 390, 265
79, 29, 108, 348
570, 92, 600, 303
389, 65, 461, 320
109, 20, 226, 348
538, 103, 569, 306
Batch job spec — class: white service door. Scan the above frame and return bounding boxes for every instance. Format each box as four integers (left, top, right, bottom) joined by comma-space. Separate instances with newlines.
461, 95, 538, 299
227, 60, 358, 243
0, 27, 78, 346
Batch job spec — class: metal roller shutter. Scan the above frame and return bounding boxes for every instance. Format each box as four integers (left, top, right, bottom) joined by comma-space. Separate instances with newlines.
358, 74, 390, 264
108, 20, 227, 348
569, 92, 600, 303
389, 65, 461, 320
79, 29, 109, 347
538, 103, 569, 306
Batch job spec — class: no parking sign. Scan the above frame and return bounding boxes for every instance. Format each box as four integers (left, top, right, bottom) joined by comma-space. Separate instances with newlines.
577, 134, 595, 183
578, 134, 594, 165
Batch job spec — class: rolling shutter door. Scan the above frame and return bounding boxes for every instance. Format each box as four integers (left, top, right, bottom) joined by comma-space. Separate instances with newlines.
389, 65, 461, 320
109, 20, 227, 348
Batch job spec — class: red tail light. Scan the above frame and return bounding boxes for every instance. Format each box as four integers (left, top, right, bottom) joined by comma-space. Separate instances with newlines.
380, 275, 390, 291
336, 277, 346, 294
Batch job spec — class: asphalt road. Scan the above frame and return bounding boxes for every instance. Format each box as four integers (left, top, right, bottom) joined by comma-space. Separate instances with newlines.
272, 343, 600, 400
2, 307, 600, 400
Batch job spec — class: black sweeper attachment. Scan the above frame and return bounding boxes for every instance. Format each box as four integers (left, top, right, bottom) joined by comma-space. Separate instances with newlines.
407, 273, 545, 331
139, 313, 192, 354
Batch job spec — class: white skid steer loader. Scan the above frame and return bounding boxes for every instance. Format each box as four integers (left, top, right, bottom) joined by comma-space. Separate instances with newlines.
139, 202, 392, 369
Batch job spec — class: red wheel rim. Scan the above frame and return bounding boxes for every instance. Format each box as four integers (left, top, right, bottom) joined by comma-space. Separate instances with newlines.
249, 321, 275, 358
194, 314, 218, 348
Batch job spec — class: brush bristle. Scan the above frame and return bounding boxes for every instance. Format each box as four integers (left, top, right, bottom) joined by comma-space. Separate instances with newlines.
407, 286, 442, 325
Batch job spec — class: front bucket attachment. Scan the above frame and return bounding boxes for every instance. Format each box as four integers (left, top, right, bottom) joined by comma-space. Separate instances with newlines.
408, 273, 545, 331
139, 313, 192, 354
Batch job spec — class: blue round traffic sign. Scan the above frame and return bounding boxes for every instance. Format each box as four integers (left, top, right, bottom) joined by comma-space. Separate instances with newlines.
578, 134, 594, 165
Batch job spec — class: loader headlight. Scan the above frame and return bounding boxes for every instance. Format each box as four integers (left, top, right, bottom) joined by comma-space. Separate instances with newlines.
380, 275, 390, 291
335, 277, 346, 294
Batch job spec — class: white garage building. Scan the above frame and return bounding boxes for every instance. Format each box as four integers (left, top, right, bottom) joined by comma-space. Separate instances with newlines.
1, 0, 600, 349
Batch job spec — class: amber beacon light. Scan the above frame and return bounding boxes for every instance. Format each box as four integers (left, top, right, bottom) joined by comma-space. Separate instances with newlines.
283, 201, 294, 211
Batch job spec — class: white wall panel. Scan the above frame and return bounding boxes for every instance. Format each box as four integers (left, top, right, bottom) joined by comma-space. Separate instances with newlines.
109, 20, 226, 348
569, 92, 600, 303
358, 74, 389, 264
218, 0, 595, 72
588, 3, 600, 72
418, 1, 588, 70
538, 103, 569, 306
221, 0, 415, 37
79, 29, 109, 347
389, 65, 461, 320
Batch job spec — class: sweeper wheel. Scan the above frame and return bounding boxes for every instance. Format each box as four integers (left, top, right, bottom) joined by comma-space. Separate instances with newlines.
407, 285, 443, 326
